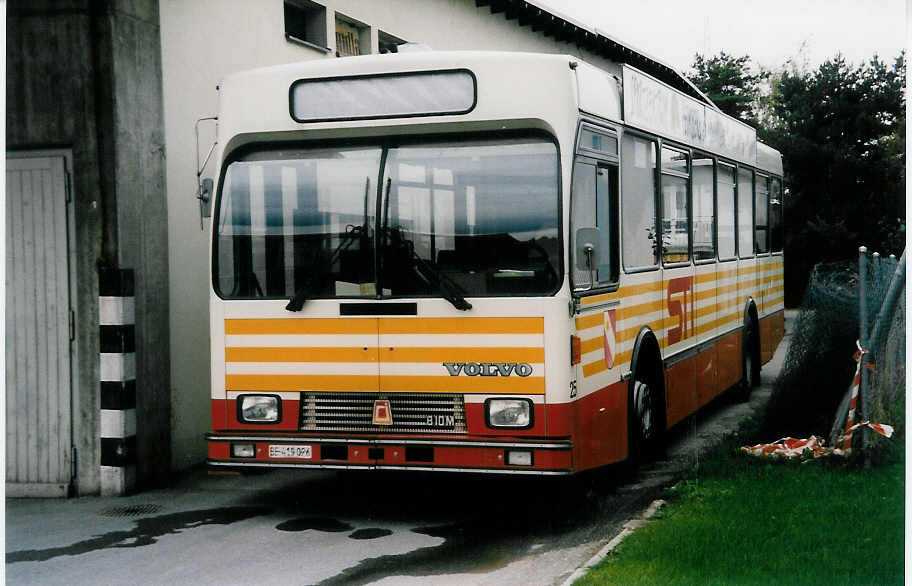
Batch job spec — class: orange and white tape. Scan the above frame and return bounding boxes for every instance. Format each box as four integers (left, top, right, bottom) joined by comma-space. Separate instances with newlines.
742, 343, 893, 460
741, 421, 894, 459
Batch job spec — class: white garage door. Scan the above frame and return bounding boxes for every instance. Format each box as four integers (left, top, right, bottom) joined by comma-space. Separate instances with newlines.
6, 154, 74, 497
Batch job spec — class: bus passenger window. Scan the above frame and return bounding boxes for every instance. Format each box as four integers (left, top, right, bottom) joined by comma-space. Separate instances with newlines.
621, 135, 658, 269
661, 147, 690, 264
717, 163, 736, 259
571, 161, 618, 289
692, 153, 714, 261
737, 168, 754, 258
755, 175, 770, 253
770, 178, 783, 252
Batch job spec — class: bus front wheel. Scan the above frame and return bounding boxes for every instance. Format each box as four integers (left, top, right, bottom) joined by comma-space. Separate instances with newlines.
629, 368, 664, 464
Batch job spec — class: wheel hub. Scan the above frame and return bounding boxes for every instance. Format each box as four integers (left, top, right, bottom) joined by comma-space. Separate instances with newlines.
634, 380, 654, 440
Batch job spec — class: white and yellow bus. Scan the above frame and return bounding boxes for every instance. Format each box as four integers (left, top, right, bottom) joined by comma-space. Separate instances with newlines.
206, 50, 784, 475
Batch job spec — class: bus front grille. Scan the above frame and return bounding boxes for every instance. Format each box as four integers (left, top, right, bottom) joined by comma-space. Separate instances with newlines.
299, 392, 467, 434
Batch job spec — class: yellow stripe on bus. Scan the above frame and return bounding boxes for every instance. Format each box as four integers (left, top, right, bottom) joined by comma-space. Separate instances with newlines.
226, 318, 376, 335
583, 359, 608, 377
379, 346, 545, 363
226, 347, 379, 363
580, 280, 663, 306
580, 336, 604, 354
575, 313, 603, 330
613, 317, 665, 345
226, 374, 378, 391
694, 271, 718, 284
379, 375, 545, 394
617, 298, 664, 322
227, 373, 545, 394
378, 317, 543, 334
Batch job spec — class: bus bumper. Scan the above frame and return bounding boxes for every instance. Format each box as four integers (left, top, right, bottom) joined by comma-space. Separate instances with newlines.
206, 434, 573, 475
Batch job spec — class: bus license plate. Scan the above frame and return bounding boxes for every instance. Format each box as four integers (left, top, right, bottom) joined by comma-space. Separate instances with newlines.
268, 444, 312, 459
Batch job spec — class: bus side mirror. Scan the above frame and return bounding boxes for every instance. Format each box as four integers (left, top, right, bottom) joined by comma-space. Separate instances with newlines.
575, 227, 601, 272
198, 177, 213, 220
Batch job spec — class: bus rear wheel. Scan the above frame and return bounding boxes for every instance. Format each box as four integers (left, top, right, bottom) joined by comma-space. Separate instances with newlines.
735, 322, 759, 402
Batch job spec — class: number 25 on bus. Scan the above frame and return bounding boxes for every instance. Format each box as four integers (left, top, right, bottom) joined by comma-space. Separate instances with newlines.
205, 50, 785, 475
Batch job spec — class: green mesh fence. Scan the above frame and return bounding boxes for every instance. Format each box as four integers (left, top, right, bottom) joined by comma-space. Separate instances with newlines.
863, 255, 905, 438
767, 254, 905, 443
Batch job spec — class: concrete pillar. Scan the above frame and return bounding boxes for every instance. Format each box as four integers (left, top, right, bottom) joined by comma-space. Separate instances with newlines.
98, 0, 172, 488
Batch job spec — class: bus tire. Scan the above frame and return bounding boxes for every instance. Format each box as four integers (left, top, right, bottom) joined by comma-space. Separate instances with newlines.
735, 317, 760, 402
628, 335, 665, 464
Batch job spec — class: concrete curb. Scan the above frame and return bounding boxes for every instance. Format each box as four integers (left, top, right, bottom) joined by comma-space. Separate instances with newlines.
560, 498, 666, 586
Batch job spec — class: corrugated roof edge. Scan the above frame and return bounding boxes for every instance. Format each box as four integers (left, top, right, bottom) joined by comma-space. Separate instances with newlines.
473, 0, 720, 111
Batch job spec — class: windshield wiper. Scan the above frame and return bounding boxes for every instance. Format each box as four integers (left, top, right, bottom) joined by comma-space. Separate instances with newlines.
285, 225, 368, 311
285, 280, 314, 311
386, 228, 472, 311
286, 178, 372, 312
415, 258, 473, 311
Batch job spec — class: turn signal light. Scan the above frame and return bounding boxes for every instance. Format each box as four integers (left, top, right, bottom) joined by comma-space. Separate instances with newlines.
571, 335, 581, 365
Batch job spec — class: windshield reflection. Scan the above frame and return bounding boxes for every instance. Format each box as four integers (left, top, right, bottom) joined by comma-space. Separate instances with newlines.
215, 136, 560, 301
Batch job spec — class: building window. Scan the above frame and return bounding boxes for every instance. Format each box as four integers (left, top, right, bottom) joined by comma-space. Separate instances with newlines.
379, 30, 407, 54
284, 1, 328, 51
335, 13, 370, 57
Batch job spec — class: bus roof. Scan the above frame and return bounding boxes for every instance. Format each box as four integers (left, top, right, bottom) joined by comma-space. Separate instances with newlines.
217, 50, 782, 176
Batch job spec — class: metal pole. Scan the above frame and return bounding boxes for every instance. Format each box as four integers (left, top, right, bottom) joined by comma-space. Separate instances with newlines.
858, 246, 871, 458
873, 252, 881, 289
867, 250, 906, 356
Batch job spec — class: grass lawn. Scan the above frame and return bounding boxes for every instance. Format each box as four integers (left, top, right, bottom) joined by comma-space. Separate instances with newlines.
577, 436, 904, 585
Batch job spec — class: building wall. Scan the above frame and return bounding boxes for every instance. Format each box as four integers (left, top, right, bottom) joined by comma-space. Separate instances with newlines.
8, 0, 105, 494
8, 0, 170, 493
160, 0, 617, 469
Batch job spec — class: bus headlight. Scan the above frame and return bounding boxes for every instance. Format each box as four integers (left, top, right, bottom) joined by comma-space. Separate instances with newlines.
485, 398, 533, 429
238, 394, 280, 423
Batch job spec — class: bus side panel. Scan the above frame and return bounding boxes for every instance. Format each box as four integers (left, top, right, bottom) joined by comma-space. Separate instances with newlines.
760, 309, 784, 364
211, 399, 228, 431
545, 400, 573, 436
716, 330, 742, 393
665, 358, 697, 428
695, 345, 718, 408
567, 380, 628, 472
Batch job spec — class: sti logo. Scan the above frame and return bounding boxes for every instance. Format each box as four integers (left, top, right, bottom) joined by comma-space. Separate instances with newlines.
667, 275, 695, 344
442, 362, 533, 377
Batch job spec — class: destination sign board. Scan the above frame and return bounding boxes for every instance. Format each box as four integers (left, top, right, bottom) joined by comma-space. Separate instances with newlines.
622, 66, 756, 164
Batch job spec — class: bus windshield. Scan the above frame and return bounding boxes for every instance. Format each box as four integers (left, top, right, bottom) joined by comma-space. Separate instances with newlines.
214, 135, 560, 301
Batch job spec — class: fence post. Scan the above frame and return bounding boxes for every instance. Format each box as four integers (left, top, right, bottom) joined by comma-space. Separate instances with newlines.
858, 246, 871, 458
868, 250, 906, 351
860, 250, 905, 465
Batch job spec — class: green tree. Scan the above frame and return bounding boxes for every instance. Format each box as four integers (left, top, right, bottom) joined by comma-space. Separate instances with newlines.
762, 53, 905, 304
688, 51, 905, 305
688, 51, 762, 125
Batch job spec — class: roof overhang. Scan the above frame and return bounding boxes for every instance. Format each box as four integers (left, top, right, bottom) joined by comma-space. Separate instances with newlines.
474, 0, 718, 109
